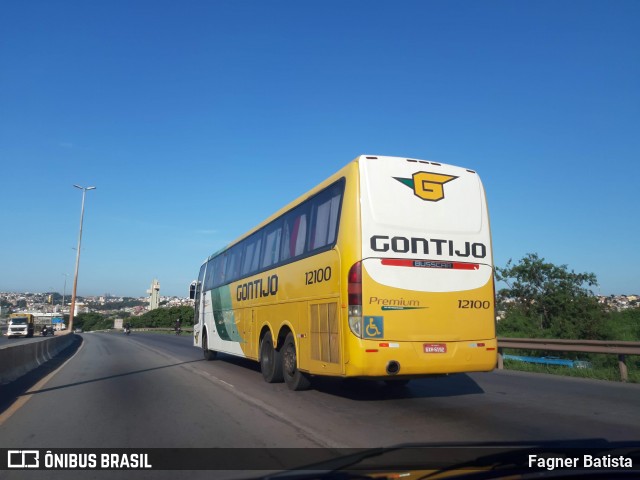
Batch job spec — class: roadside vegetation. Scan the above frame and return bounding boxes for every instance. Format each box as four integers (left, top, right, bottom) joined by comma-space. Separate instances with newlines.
502, 357, 640, 383
74, 306, 194, 332
496, 253, 640, 382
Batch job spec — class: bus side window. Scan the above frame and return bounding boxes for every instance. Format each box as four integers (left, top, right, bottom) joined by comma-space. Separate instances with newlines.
225, 244, 242, 284
261, 220, 283, 269
281, 207, 308, 262
249, 235, 263, 274
310, 185, 342, 251
213, 255, 225, 288
204, 258, 215, 291
293, 215, 307, 256
241, 233, 262, 276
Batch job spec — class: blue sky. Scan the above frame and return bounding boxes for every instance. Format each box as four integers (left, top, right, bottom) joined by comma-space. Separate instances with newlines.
1, 0, 638, 298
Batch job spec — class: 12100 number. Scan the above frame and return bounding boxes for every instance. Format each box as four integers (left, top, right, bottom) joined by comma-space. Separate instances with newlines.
305, 267, 331, 285
458, 300, 491, 309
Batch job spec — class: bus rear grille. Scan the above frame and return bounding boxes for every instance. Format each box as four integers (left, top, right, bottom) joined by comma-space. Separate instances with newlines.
310, 302, 340, 364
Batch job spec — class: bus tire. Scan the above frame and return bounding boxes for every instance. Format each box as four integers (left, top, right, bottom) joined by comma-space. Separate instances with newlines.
260, 331, 283, 383
282, 332, 311, 391
203, 332, 217, 361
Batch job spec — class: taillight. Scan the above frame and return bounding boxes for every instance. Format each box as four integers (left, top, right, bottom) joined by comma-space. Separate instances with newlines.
348, 261, 363, 338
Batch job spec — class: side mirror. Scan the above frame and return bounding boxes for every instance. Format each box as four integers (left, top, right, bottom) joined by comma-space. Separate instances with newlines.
189, 281, 197, 300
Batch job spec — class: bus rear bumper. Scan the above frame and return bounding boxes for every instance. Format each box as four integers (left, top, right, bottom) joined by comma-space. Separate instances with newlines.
344, 338, 498, 378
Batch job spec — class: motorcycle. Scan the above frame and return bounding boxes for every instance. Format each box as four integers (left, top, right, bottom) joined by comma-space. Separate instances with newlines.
124, 327, 131, 335
41, 326, 50, 336
175, 327, 182, 335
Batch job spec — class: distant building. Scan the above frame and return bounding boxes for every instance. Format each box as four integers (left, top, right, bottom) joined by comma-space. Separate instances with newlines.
597, 294, 640, 311
147, 279, 160, 310
74, 302, 88, 316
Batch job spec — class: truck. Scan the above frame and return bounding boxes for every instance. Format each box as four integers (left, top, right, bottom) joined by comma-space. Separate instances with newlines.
6, 313, 35, 338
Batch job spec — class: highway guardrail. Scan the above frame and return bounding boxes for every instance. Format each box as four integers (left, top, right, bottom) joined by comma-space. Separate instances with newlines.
0, 334, 77, 385
497, 337, 640, 381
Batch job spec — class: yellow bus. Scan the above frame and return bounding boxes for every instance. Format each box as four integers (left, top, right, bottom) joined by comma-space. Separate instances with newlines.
191, 155, 497, 390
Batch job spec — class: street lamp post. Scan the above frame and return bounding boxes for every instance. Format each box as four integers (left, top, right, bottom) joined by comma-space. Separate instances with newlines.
62, 273, 69, 309
68, 185, 95, 332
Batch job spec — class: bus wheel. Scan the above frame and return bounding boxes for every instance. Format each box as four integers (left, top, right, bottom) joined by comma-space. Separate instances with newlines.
203, 333, 217, 361
282, 332, 311, 391
260, 331, 283, 383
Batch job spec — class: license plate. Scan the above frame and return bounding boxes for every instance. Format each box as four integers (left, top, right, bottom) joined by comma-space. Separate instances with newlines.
424, 343, 447, 353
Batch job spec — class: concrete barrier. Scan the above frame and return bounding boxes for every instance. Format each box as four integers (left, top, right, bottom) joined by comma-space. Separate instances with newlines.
0, 334, 78, 385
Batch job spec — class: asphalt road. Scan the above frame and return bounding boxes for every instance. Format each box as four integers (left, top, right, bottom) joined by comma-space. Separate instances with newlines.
1, 332, 639, 477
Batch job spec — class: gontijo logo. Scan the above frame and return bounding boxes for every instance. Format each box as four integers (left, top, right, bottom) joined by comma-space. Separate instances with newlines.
394, 171, 457, 202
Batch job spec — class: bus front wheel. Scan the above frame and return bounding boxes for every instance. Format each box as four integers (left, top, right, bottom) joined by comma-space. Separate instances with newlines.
203, 333, 217, 361
282, 332, 311, 391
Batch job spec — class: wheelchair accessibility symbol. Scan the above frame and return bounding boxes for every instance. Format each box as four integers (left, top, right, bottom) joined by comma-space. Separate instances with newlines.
364, 316, 384, 339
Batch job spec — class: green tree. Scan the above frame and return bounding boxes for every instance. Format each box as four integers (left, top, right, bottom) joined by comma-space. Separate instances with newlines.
605, 308, 640, 341
75, 312, 112, 331
496, 253, 607, 339
132, 306, 194, 328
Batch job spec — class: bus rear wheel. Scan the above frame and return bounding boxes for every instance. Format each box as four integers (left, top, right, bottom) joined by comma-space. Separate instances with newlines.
282, 332, 311, 391
260, 331, 283, 383
203, 332, 217, 361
